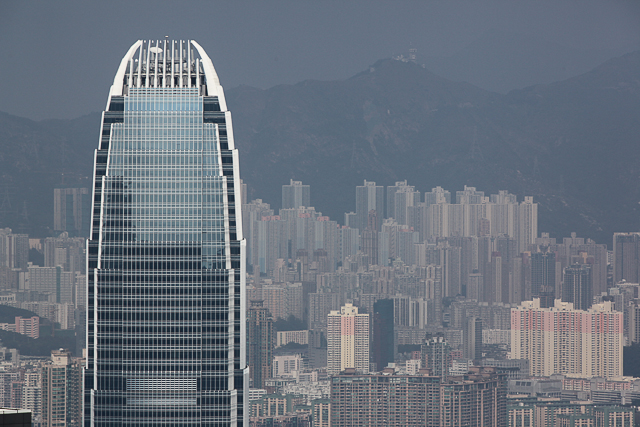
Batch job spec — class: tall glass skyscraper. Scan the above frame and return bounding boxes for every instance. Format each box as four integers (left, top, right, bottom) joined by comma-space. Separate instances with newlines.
85, 40, 247, 426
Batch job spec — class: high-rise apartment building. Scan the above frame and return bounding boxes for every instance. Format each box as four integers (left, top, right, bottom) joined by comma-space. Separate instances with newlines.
424, 186, 451, 206
360, 222, 379, 265
86, 40, 247, 425
253, 282, 303, 322
0, 316, 40, 338
386, 180, 406, 220
312, 399, 331, 427
43, 234, 86, 273
440, 367, 507, 427
28, 265, 75, 304
41, 349, 83, 427
421, 335, 451, 377
463, 316, 483, 361
308, 290, 341, 331
627, 298, 640, 345
613, 232, 640, 284
278, 206, 320, 260
393, 186, 421, 227
53, 188, 91, 237
247, 301, 274, 389
251, 215, 287, 276
531, 250, 557, 308
355, 180, 384, 232
241, 199, 273, 273
0, 228, 29, 271
281, 179, 310, 209
511, 299, 623, 378
21, 372, 41, 423
386, 180, 419, 223
553, 233, 608, 297
562, 263, 593, 310
327, 303, 369, 375
338, 226, 359, 263
517, 196, 538, 254
456, 185, 485, 204
371, 299, 394, 371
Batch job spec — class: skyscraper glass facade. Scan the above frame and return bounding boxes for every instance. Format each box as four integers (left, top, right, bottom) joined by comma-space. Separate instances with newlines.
85, 40, 247, 426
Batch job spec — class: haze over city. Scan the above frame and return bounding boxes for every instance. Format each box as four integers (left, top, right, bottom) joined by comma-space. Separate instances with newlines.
0, 1, 640, 426
1, 1, 639, 120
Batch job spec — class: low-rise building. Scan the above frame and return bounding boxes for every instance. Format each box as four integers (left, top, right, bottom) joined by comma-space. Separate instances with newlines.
277, 330, 309, 347
0, 316, 39, 338
249, 393, 304, 418
273, 354, 304, 378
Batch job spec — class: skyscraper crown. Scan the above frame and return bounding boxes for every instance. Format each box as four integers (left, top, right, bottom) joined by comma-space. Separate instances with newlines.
110, 40, 226, 108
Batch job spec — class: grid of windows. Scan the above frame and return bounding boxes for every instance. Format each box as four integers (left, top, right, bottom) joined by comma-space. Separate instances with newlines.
86, 45, 246, 426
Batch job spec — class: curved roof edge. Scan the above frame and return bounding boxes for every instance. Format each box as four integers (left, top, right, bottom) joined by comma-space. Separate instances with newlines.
191, 40, 227, 111
107, 40, 228, 112
108, 40, 143, 104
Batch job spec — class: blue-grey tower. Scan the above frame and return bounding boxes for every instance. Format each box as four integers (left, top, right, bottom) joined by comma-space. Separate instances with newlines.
85, 40, 247, 426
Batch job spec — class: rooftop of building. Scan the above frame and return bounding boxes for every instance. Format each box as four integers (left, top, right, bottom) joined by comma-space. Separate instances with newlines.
110, 39, 226, 108
0, 408, 30, 414
516, 298, 615, 313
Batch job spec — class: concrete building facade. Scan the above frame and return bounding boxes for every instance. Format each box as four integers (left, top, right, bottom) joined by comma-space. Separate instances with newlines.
511, 299, 623, 378
327, 303, 369, 375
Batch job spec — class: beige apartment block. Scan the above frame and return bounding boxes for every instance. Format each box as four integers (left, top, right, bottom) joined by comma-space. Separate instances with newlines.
327, 303, 369, 375
511, 299, 622, 378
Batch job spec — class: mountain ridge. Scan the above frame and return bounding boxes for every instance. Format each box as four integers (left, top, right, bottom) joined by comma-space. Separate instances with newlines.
0, 51, 638, 245
227, 52, 640, 244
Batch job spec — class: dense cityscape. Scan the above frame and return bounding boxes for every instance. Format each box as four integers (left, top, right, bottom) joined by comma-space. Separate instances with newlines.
1, 139, 640, 425
3, 173, 640, 425
0, 6, 639, 425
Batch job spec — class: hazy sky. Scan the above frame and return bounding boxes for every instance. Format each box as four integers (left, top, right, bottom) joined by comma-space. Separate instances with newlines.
1, 0, 639, 120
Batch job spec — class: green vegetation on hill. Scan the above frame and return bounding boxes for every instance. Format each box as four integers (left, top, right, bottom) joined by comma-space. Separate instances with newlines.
274, 315, 307, 332
29, 248, 44, 266
2, 51, 640, 242
0, 329, 76, 357
227, 53, 640, 245
278, 342, 307, 351
398, 344, 422, 353
0, 305, 42, 324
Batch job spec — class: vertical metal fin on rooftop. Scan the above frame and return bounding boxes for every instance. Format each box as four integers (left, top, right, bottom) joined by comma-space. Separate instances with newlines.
109, 40, 226, 109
